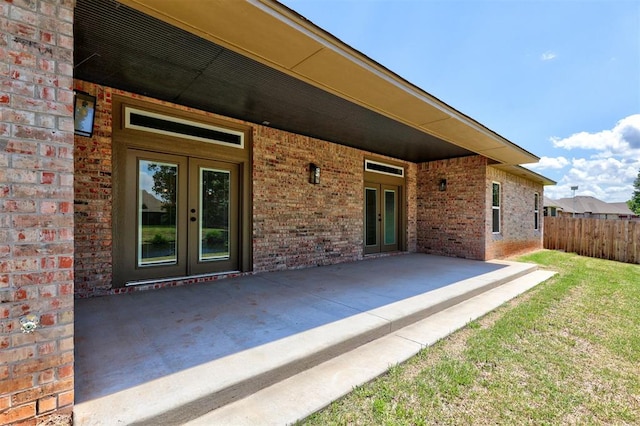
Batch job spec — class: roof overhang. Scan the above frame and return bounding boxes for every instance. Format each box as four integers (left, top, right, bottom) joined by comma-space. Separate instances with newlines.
75, 0, 540, 165
491, 164, 557, 186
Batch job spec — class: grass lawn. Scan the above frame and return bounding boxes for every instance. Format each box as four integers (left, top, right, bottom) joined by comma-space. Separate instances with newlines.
301, 250, 640, 425
141, 225, 177, 243
141, 226, 226, 243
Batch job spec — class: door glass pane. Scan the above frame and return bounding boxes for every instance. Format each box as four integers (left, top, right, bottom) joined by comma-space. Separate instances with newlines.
138, 160, 178, 266
384, 190, 396, 245
200, 168, 230, 261
365, 187, 378, 246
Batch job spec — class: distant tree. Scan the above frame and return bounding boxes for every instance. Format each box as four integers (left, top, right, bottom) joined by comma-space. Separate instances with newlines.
147, 163, 177, 225
628, 170, 640, 214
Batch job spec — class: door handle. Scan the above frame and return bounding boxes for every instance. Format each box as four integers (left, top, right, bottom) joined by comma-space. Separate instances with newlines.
190, 217, 196, 222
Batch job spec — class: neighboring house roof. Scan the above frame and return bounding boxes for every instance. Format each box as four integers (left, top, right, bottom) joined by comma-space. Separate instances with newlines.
74, 0, 549, 180
140, 190, 164, 213
545, 196, 635, 215
608, 202, 637, 215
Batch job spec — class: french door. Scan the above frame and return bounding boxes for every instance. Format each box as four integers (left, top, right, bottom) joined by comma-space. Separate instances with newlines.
364, 183, 400, 254
122, 149, 239, 283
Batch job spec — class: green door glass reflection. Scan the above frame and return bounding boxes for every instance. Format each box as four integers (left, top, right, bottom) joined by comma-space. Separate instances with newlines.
384, 189, 396, 245
138, 160, 178, 266
365, 187, 378, 246
200, 168, 230, 261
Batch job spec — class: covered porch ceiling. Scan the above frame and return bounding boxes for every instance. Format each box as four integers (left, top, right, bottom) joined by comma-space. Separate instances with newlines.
74, 0, 539, 166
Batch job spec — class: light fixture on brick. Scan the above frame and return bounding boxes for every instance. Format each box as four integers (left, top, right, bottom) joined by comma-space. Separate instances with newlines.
439, 178, 447, 191
74, 90, 96, 137
309, 163, 320, 184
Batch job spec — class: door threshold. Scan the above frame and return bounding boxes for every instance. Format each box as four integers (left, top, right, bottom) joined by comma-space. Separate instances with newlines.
363, 251, 409, 259
125, 271, 242, 287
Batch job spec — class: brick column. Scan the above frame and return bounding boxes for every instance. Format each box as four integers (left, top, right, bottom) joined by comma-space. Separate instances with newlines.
1, 1, 75, 424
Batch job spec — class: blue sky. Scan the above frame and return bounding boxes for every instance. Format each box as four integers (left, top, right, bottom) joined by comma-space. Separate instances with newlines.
280, 0, 640, 202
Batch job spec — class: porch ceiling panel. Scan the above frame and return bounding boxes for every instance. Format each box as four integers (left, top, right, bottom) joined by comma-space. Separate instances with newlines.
290, 48, 452, 126
420, 117, 504, 152
74, 0, 536, 165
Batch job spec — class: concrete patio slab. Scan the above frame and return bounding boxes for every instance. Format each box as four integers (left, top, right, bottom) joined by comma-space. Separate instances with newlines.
189, 270, 556, 426
73, 254, 550, 425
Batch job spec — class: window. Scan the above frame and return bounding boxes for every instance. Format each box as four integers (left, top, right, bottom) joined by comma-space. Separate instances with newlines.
492, 182, 500, 233
534, 193, 540, 230
125, 107, 245, 148
364, 160, 404, 177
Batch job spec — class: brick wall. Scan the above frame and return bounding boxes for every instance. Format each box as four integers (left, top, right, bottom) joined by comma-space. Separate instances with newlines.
405, 163, 418, 253
252, 128, 417, 271
73, 81, 112, 297
1, 1, 75, 424
416, 156, 488, 259
73, 80, 417, 294
252, 127, 364, 271
485, 166, 544, 258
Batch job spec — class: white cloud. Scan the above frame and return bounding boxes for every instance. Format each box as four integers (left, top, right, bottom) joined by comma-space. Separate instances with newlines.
540, 51, 557, 61
551, 114, 640, 153
525, 156, 569, 170
544, 115, 640, 203
544, 156, 639, 202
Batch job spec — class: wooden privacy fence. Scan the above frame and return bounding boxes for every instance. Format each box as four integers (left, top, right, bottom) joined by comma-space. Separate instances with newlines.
544, 217, 640, 264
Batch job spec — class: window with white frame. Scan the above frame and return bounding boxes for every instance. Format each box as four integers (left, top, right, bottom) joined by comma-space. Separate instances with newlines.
492, 182, 501, 233
534, 193, 540, 230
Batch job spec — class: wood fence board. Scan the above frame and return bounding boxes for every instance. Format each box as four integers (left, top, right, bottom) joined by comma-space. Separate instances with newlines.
544, 217, 640, 264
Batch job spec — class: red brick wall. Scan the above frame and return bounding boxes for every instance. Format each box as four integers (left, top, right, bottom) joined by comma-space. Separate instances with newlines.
485, 166, 544, 258
405, 163, 418, 253
252, 129, 416, 271
1, 1, 75, 424
252, 128, 364, 271
72, 81, 417, 293
73, 81, 113, 297
415, 156, 544, 260
416, 156, 488, 259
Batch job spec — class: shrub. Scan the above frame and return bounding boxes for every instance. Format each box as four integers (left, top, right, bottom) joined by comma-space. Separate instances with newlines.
150, 233, 169, 245
205, 229, 227, 245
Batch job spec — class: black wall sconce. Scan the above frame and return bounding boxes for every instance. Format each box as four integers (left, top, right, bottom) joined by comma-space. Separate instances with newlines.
439, 178, 447, 191
74, 91, 96, 137
309, 163, 321, 184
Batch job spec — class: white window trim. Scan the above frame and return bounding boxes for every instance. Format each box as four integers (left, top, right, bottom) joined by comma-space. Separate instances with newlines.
534, 192, 540, 231
364, 159, 404, 177
124, 106, 245, 149
492, 182, 501, 234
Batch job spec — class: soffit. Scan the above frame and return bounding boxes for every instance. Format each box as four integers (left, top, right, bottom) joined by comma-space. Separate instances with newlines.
116, 0, 540, 165
491, 165, 556, 186
77, 0, 537, 164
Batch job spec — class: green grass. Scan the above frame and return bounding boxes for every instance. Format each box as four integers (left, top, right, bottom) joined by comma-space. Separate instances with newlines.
141, 226, 226, 244
301, 250, 640, 425
141, 225, 177, 244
